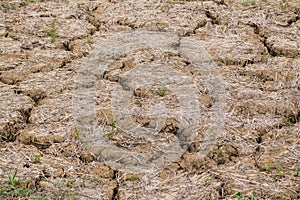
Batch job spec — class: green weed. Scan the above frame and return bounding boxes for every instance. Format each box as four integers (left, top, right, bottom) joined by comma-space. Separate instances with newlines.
241, 0, 256, 6
234, 192, 243, 200
284, 118, 292, 126
0, 171, 32, 198
157, 88, 166, 97
125, 174, 139, 181
279, 2, 288, 9
84, 143, 91, 150
44, 19, 57, 42
223, 18, 231, 32
265, 164, 271, 173
7, 172, 23, 187
86, 34, 93, 45
273, 166, 285, 181
30, 154, 41, 163
217, 57, 225, 65
247, 193, 255, 200
36, 196, 50, 200
246, 48, 253, 54
111, 120, 116, 133
72, 125, 80, 140
204, 178, 211, 186
241, 0, 249, 7
106, 120, 116, 139
261, 55, 268, 63
294, 167, 299, 177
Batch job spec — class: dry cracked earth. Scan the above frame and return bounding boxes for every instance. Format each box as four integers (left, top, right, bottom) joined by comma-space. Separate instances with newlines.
0, 0, 300, 199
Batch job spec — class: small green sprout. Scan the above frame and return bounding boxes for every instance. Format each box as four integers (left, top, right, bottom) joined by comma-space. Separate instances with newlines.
105, 120, 116, 139
234, 192, 243, 200
241, 0, 249, 7
294, 167, 299, 177
111, 120, 116, 133
265, 164, 271, 173
84, 143, 91, 150
125, 174, 139, 181
86, 34, 93, 45
157, 88, 166, 96
72, 125, 80, 140
246, 48, 253, 54
7, 172, 22, 187
36, 196, 50, 200
204, 178, 211, 186
284, 118, 292, 126
0, 171, 32, 198
261, 55, 268, 63
30, 154, 41, 163
279, 2, 288, 9
44, 19, 57, 42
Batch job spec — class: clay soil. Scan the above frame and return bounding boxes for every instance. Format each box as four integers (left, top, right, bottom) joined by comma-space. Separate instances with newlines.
0, 0, 300, 199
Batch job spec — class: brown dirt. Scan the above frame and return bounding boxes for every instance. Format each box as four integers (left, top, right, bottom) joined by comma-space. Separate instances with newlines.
0, 0, 299, 199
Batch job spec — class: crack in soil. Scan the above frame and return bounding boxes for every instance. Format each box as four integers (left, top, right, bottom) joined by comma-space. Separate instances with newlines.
287, 15, 299, 26
112, 170, 120, 200
205, 10, 219, 25
248, 22, 278, 57
1, 1, 299, 199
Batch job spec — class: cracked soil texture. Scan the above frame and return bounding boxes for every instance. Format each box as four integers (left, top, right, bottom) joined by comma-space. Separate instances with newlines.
0, 0, 299, 199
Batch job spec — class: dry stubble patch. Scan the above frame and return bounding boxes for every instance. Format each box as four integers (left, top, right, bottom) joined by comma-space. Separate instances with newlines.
73, 30, 227, 173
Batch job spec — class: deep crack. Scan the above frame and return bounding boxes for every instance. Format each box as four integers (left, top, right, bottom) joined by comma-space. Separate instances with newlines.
112, 170, 120, 200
